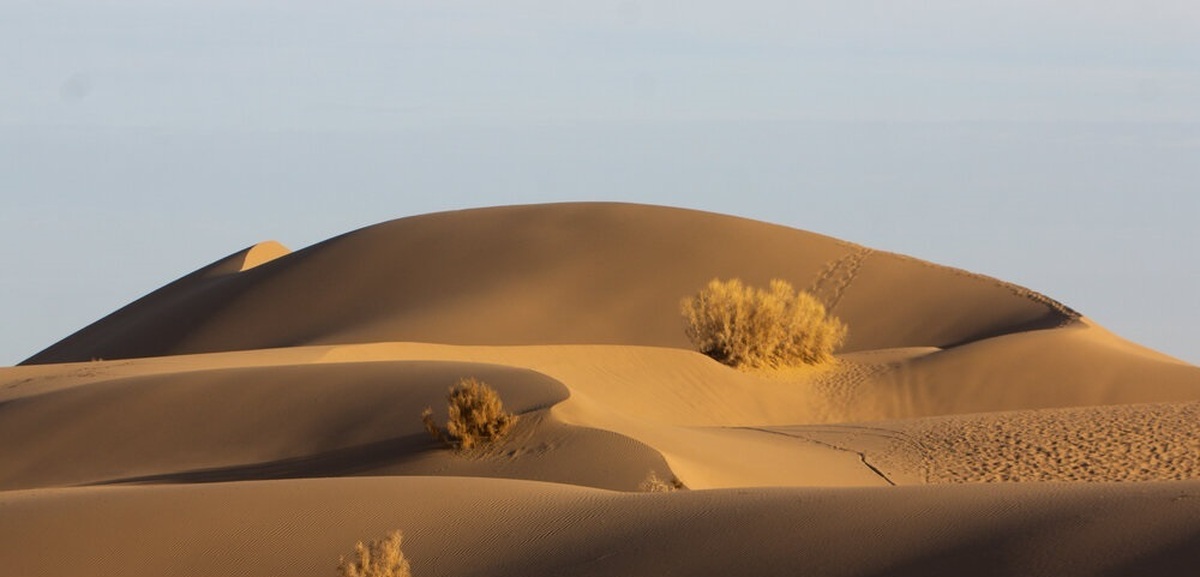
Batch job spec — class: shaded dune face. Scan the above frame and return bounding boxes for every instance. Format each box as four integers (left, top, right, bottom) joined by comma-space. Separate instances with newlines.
22, 202, 1075, 364
0, 359, 674, 493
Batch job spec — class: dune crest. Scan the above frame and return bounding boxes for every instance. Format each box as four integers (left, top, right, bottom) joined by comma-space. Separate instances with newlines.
23, 203, 1076, 364
198, 240, 292, 277
233, 240, 290, 273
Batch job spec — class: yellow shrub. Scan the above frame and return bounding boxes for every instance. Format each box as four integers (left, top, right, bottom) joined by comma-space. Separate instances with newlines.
681, 278, 847, 368
639, 470, 684, 492
422, 377, 517, 451
337, 530, 411, 577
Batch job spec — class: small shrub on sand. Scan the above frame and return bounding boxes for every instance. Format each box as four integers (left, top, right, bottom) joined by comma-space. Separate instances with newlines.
639, 470, 684, 492
422, 377, 517, 451
337, 530, 411, 577
681, 278, 847, 369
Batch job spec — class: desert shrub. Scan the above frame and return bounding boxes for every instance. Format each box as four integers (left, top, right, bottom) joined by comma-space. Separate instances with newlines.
680, 278, 847, 368
639, 470, 684, 492
422, 377, 517, 451
337, 530, 411, 577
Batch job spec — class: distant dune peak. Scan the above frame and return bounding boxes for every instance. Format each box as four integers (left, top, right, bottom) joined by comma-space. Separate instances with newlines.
237, 241, 290, 272
200, 241, 292, 278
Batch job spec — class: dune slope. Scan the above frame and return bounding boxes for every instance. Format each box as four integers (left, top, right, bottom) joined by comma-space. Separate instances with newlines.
0, 358, 672, 492
2, 477, 1199, 577
24, 203, 1074, 364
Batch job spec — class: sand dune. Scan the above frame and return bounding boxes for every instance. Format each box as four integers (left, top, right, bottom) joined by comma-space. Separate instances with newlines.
835, 321, 1200, 421
0, 357, 682, 492
2, 478, 1199, 577
4, 203, 1199, 576
24, 203, 1073, 364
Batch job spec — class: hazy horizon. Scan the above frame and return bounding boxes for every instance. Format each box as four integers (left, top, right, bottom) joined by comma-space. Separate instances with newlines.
3, 1, 1198, 365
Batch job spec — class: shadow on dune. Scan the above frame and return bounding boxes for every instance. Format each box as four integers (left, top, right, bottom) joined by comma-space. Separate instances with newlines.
1102, 527, 1200, 577
87, 411, 679, 492
88, 433, 435, 486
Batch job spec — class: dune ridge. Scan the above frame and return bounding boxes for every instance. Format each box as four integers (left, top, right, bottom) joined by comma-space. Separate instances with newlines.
24, 203, 1074, 364
4, 202, 1199, 576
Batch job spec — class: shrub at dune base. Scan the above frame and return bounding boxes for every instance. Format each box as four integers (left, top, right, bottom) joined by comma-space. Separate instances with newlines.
422, 377, 517, 451
639, 470, 685, 492
337, 530, 411, 577
680, 278, 847, 369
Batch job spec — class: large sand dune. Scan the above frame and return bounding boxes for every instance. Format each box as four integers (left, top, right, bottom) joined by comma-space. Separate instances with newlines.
3, 202, 1198, 576
24, 203, 1074, 364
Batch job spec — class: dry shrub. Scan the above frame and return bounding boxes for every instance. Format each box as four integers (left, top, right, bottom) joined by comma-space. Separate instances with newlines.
337, 530, 411, 577
639, 470, 684, 493
422, 377, 517, 451
681, 278, 847, 368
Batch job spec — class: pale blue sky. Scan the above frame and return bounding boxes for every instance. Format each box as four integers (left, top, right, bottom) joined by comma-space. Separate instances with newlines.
2, 1, 1198, 365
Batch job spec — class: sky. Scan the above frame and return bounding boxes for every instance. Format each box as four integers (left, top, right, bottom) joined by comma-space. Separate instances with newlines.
2, 0, 1198, 365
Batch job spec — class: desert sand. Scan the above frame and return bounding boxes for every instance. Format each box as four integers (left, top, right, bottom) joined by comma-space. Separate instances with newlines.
3, 202, 1198, 576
